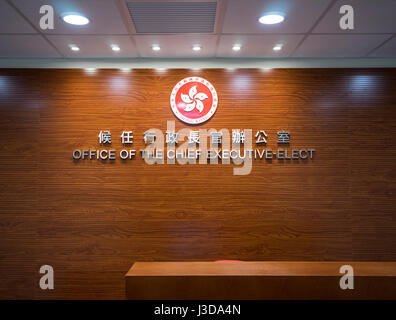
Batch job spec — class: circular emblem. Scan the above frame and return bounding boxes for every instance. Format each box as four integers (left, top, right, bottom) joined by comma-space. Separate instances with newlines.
170, 77, 218, 124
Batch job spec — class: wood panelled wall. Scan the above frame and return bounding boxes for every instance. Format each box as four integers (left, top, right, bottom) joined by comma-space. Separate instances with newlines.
0, 68, 395, 299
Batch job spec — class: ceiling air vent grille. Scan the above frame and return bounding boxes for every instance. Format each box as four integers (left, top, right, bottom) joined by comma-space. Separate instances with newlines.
127, 1, 217, 33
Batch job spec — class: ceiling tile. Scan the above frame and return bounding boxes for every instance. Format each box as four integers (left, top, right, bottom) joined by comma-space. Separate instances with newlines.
293, 34, 391, 57
11, 0, 128, 35
0, 35, 60, 57
314, 0, 396, 33
217, 34, 303, 57
134, 35, 217, 58
46, 35, 138, 58
369, 36, 396, 57
0, 0, 37, 34
222, 0, 331, 34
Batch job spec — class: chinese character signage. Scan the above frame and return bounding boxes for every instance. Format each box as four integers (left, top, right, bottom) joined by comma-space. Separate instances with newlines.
72, 77, 315, 175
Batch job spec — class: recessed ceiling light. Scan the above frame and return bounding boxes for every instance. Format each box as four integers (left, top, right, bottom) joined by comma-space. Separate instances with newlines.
69, 45, 80, 51
62, 14, 90, 26
152, 45, 161, 51
232, 44, 241, 51
111, 45, 120, 52
273, 44, 283, 51
192, 45, 201, 51
259, 13, 285, 25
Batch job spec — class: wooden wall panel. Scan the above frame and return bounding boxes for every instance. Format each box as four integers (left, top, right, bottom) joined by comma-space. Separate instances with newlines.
0, 68, 395, 299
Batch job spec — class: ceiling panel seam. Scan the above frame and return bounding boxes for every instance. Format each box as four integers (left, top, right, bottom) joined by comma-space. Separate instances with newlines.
115, 0, 141, 57
5, 0, 65, 58
365, 34, 396, 57
289, 0, 338, 58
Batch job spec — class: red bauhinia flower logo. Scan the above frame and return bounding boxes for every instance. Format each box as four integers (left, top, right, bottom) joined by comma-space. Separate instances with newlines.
181, 85, 208, 113
170, 77, 218, 125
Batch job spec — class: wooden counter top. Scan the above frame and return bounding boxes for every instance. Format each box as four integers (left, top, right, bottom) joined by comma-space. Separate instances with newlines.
127, 261, 396, 277
125, 261, 396, 300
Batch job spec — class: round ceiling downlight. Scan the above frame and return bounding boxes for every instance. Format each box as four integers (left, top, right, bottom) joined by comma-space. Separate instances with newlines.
62, 14, 90, 26
258, 14, 285, 25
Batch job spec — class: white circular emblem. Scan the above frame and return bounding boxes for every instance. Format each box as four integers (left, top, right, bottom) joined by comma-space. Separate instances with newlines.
170, 77, 218, 125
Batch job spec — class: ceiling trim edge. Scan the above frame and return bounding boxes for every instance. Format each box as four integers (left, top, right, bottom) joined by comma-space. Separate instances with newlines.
0, 58, 395, 68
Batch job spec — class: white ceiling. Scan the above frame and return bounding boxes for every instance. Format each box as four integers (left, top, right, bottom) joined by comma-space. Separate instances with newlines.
0, 0, 395, 59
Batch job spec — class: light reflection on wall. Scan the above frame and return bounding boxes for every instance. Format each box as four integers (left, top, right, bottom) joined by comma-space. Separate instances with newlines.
0, 75, 42, 107
350, 75, 378, 92
232, 74, 251, 90
120, 68, 131, 73
155, 68, 167, 73
349, 75, 383, 106
0, 76, 7, 94
84, 68, 97, 75
109, 76, 129, 91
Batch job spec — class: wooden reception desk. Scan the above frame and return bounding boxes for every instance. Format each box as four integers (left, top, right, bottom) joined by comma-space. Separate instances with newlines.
125, 261, 396, 300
